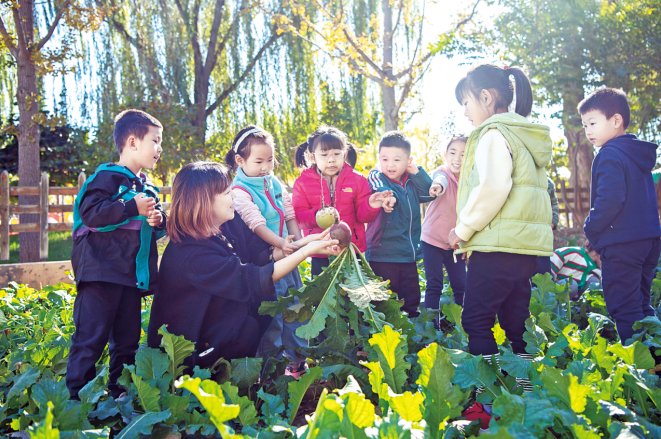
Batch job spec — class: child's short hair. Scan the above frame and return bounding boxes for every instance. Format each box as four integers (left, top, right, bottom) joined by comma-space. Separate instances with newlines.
168, 161, 231, 243
113, 109, 163, 156
379, 131, 411, 154
225, 125, 274, 170
577, 88, 630, 129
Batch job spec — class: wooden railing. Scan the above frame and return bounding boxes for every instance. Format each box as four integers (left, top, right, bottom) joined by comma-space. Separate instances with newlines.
0, 170, 171, 261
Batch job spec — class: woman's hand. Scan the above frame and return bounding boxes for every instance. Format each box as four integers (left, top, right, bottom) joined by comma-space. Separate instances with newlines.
302, 239, 341, 257
293, 228, 330, 247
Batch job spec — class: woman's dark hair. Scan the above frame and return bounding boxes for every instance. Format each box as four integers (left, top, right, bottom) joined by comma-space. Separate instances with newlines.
224, 125, 275, 170
454, 65, 533, 117
168, 161, 231, 243
295, 125, 357, 168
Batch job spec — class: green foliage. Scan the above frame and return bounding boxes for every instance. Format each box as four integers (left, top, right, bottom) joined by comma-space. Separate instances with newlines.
2, 255, 661, 437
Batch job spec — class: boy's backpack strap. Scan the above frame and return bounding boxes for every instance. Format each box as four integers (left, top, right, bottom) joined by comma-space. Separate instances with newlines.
72, 163, 156, 290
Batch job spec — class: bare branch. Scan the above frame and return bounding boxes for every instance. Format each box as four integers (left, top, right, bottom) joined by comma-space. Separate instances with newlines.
36, 0, 72, 51
203, 0, 228, 79
205, 32, 278, 116
453, 0, 481, 33
342, 27, 385, 78
108, 16, 142, 49
0, 16, 18, 57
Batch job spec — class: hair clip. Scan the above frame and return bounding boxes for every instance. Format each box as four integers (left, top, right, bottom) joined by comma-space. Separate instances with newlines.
232, 127, 261, 152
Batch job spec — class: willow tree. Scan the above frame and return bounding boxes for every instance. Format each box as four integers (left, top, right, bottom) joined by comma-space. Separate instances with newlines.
485, 0, 661, 225
0, 0, 99, 261
276, 0, 481, 131
91, 0, 284, 178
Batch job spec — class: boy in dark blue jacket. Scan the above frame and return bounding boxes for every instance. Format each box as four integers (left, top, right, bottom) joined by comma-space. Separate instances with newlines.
67, 110, 166, 399
367, 131, 433, 317
579, 88, 661, 344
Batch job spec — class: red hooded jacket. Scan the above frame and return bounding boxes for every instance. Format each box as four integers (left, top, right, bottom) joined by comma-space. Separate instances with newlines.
292, 164, 379, 253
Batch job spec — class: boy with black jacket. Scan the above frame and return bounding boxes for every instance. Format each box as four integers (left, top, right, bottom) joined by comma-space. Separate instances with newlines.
367, 131, 433, 317
66, 109, 166, 399
579, 88, 661, 344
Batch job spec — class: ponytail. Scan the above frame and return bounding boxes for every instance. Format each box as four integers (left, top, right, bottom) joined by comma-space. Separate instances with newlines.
508, 67, 532, 117
295, 141, 310, 167
455, 64, 534, 117
224, 148, 239, 170
345, 143, 357, 168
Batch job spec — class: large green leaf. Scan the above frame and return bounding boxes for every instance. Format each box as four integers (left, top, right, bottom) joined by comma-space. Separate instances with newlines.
175, 376, 240, 436
230, 357, 262, 390
492, 391, 525, 426
221, 381, 258, 426
131, 373, 161, 412
287, 366, 323, 422
29, 401, 59, 439
416, 343, 465, 435
115, 410, 171, 439
339, 245, 391, 309
7, 366, 41, 402
540, 368, 590, 414
368, 325, 409, 393
158, 325, 195, 383
453, 355, 498, 391
607, 341, 655, 370
134, 347, 169, 388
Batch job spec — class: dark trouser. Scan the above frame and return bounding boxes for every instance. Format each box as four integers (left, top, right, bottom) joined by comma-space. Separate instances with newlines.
311, 257, 330, 276
66, 281, 142, 399
421, 241, 467, 308
600, 238, 660, 344
533, 256, 552, 276
462, 252, 536, 355
370, 261, 421, 317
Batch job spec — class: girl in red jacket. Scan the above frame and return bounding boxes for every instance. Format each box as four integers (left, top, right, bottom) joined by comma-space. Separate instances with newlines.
293, 126, 392, 275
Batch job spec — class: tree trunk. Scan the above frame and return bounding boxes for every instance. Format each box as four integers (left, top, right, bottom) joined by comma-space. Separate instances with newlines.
381, 0, 398, 131
562, 91, 593, 228
16, 1, 41, 262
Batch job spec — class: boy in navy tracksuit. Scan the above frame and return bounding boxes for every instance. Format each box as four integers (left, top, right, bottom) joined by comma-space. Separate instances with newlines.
579, 88, 661, 344
67, 110, 166, 399
367, 131, 433, 317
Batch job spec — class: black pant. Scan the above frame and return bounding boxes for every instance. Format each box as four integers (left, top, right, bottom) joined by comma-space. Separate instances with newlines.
311, 257, 330, 276
66, 281, 142, 398
462, 252, 536, 355
370, 261, 421, 317
533, 256, 552, 276
601, 238, 660, 344
421, 241, 466, 307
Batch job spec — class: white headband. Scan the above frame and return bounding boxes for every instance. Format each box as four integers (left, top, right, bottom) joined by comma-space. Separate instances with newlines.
232, 128, 261, 152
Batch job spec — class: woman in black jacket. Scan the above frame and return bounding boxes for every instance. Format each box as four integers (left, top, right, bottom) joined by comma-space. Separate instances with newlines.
148, 161, 338, 368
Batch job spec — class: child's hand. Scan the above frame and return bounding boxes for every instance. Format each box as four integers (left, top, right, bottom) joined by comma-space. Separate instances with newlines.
382, 196, 397, 213
368, 190, 394, 209
281, 236, 298, 255
429, 184, 443, 197
147, 209, 163, 227
134, 193, 156, 217
448, 228, 463, 249
406, 160, 419, 175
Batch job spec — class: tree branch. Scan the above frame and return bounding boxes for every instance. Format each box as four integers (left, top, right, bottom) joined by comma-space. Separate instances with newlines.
36, 0, 72, 51
205, 32, 279, 117
0, 16, 18, 57
203, 0, 228, 79
342, 27, 385, 78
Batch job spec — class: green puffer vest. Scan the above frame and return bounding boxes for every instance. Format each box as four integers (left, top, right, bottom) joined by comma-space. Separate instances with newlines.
456, 113, 553, 256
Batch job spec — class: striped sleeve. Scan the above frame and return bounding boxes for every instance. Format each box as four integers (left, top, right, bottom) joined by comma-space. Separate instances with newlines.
368, 169, 386, 192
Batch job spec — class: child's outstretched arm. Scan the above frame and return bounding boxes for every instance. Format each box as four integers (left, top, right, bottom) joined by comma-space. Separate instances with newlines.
407, 162, 434, 203
454, 130, 513, 243
355, 175, 382, 223
429, 170, 449, 197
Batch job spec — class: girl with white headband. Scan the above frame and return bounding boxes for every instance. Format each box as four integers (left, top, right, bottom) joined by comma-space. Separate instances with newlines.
225, 125, 310, 379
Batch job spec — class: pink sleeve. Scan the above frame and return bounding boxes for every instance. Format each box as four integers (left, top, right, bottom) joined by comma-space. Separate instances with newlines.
355, 175, 380, 224
232, 187, 266, 231
292, 178, 318, 229
282, 188, 296, 222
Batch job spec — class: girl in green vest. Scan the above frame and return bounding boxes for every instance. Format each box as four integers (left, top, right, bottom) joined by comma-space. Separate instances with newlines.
448, 65, 553, 427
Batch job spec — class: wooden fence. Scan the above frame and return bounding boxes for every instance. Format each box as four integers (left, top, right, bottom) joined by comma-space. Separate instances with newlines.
0, 170, 171, 261
555, 180, 590, 228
